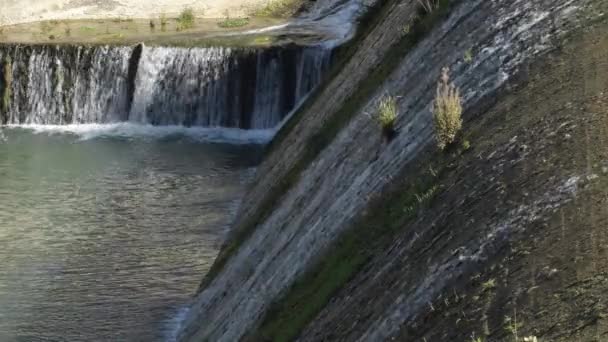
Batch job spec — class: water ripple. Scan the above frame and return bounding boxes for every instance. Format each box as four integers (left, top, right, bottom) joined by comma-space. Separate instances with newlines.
0, 128, 261, 341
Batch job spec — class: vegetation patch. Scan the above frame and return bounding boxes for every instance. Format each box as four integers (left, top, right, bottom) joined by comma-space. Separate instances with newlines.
176, 7, 196, 31
217, 17, 250, 29
464, 48, 474, 63
432, 67, 463, 150
249, 0, 304, 18
374, 95, 398, 141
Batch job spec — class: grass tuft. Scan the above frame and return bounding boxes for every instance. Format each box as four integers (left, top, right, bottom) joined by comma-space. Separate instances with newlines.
481, 278, 496, 291
432, 67, 463, 150
461, 139, 471, 152
217, 16, 250, 28
375, 95, 398, 138
176, 7, 196, 31
250, 0, 303, 18
464, 48, 473, 63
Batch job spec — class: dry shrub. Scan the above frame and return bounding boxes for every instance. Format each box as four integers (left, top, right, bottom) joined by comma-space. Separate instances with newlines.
432, 67, 462, 150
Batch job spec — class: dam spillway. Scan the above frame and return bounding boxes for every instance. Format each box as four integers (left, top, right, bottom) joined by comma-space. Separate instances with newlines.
0, 44, 331, 129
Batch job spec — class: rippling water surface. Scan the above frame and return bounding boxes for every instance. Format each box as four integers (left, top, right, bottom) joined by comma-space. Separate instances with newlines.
0, 127, 262, 341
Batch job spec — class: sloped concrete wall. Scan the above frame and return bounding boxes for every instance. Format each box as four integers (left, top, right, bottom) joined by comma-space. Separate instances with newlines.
179, 0, 601, 341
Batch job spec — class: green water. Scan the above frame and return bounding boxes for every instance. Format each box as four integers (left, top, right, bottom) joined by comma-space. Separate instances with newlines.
0, 127, 262, 341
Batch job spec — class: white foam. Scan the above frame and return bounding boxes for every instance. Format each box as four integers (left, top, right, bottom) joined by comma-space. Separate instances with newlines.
4, 123, 275, 145
216, 23, 291, 37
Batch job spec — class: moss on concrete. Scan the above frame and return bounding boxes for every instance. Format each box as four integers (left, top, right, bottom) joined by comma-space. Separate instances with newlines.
248, 150, 452, 342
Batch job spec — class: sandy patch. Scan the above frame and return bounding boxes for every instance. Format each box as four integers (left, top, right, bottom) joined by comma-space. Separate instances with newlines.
0, 0, 271, 26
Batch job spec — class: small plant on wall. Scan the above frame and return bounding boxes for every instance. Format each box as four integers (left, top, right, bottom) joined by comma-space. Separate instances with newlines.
375, 95, 398, 142
432, 67, 462, 150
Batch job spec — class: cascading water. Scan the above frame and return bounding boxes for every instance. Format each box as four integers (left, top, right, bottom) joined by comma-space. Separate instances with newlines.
0, 44, 331, 129
129, 46, 329, 128
0, 45, 133, 124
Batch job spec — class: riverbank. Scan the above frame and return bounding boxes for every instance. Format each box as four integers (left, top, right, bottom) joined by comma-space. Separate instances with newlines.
0, 0, 306, 27
0, 17, 286, 47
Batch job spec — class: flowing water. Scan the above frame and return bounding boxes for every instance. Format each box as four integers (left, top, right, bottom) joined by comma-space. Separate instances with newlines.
0, 126, 263, 341
0, 45, 331, 129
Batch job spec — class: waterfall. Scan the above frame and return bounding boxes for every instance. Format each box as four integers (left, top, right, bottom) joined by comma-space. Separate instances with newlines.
0, 44, 331, 129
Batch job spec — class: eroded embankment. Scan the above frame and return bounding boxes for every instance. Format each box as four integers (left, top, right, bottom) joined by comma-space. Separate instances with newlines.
180, 0, 608, 341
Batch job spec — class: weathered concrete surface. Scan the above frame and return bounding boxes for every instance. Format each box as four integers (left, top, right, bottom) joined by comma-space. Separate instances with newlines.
299, 16, 608, 341
179, 0, 605, 340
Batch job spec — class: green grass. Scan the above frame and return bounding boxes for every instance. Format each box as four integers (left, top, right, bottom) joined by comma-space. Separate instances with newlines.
217, 17, 250, 28
176, 7, 196, 31
375, 95, 398, 135
250, 0, 303, 18
481, 278, 497, 291
198, 0, 458, 295
464, 48, 473, 63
